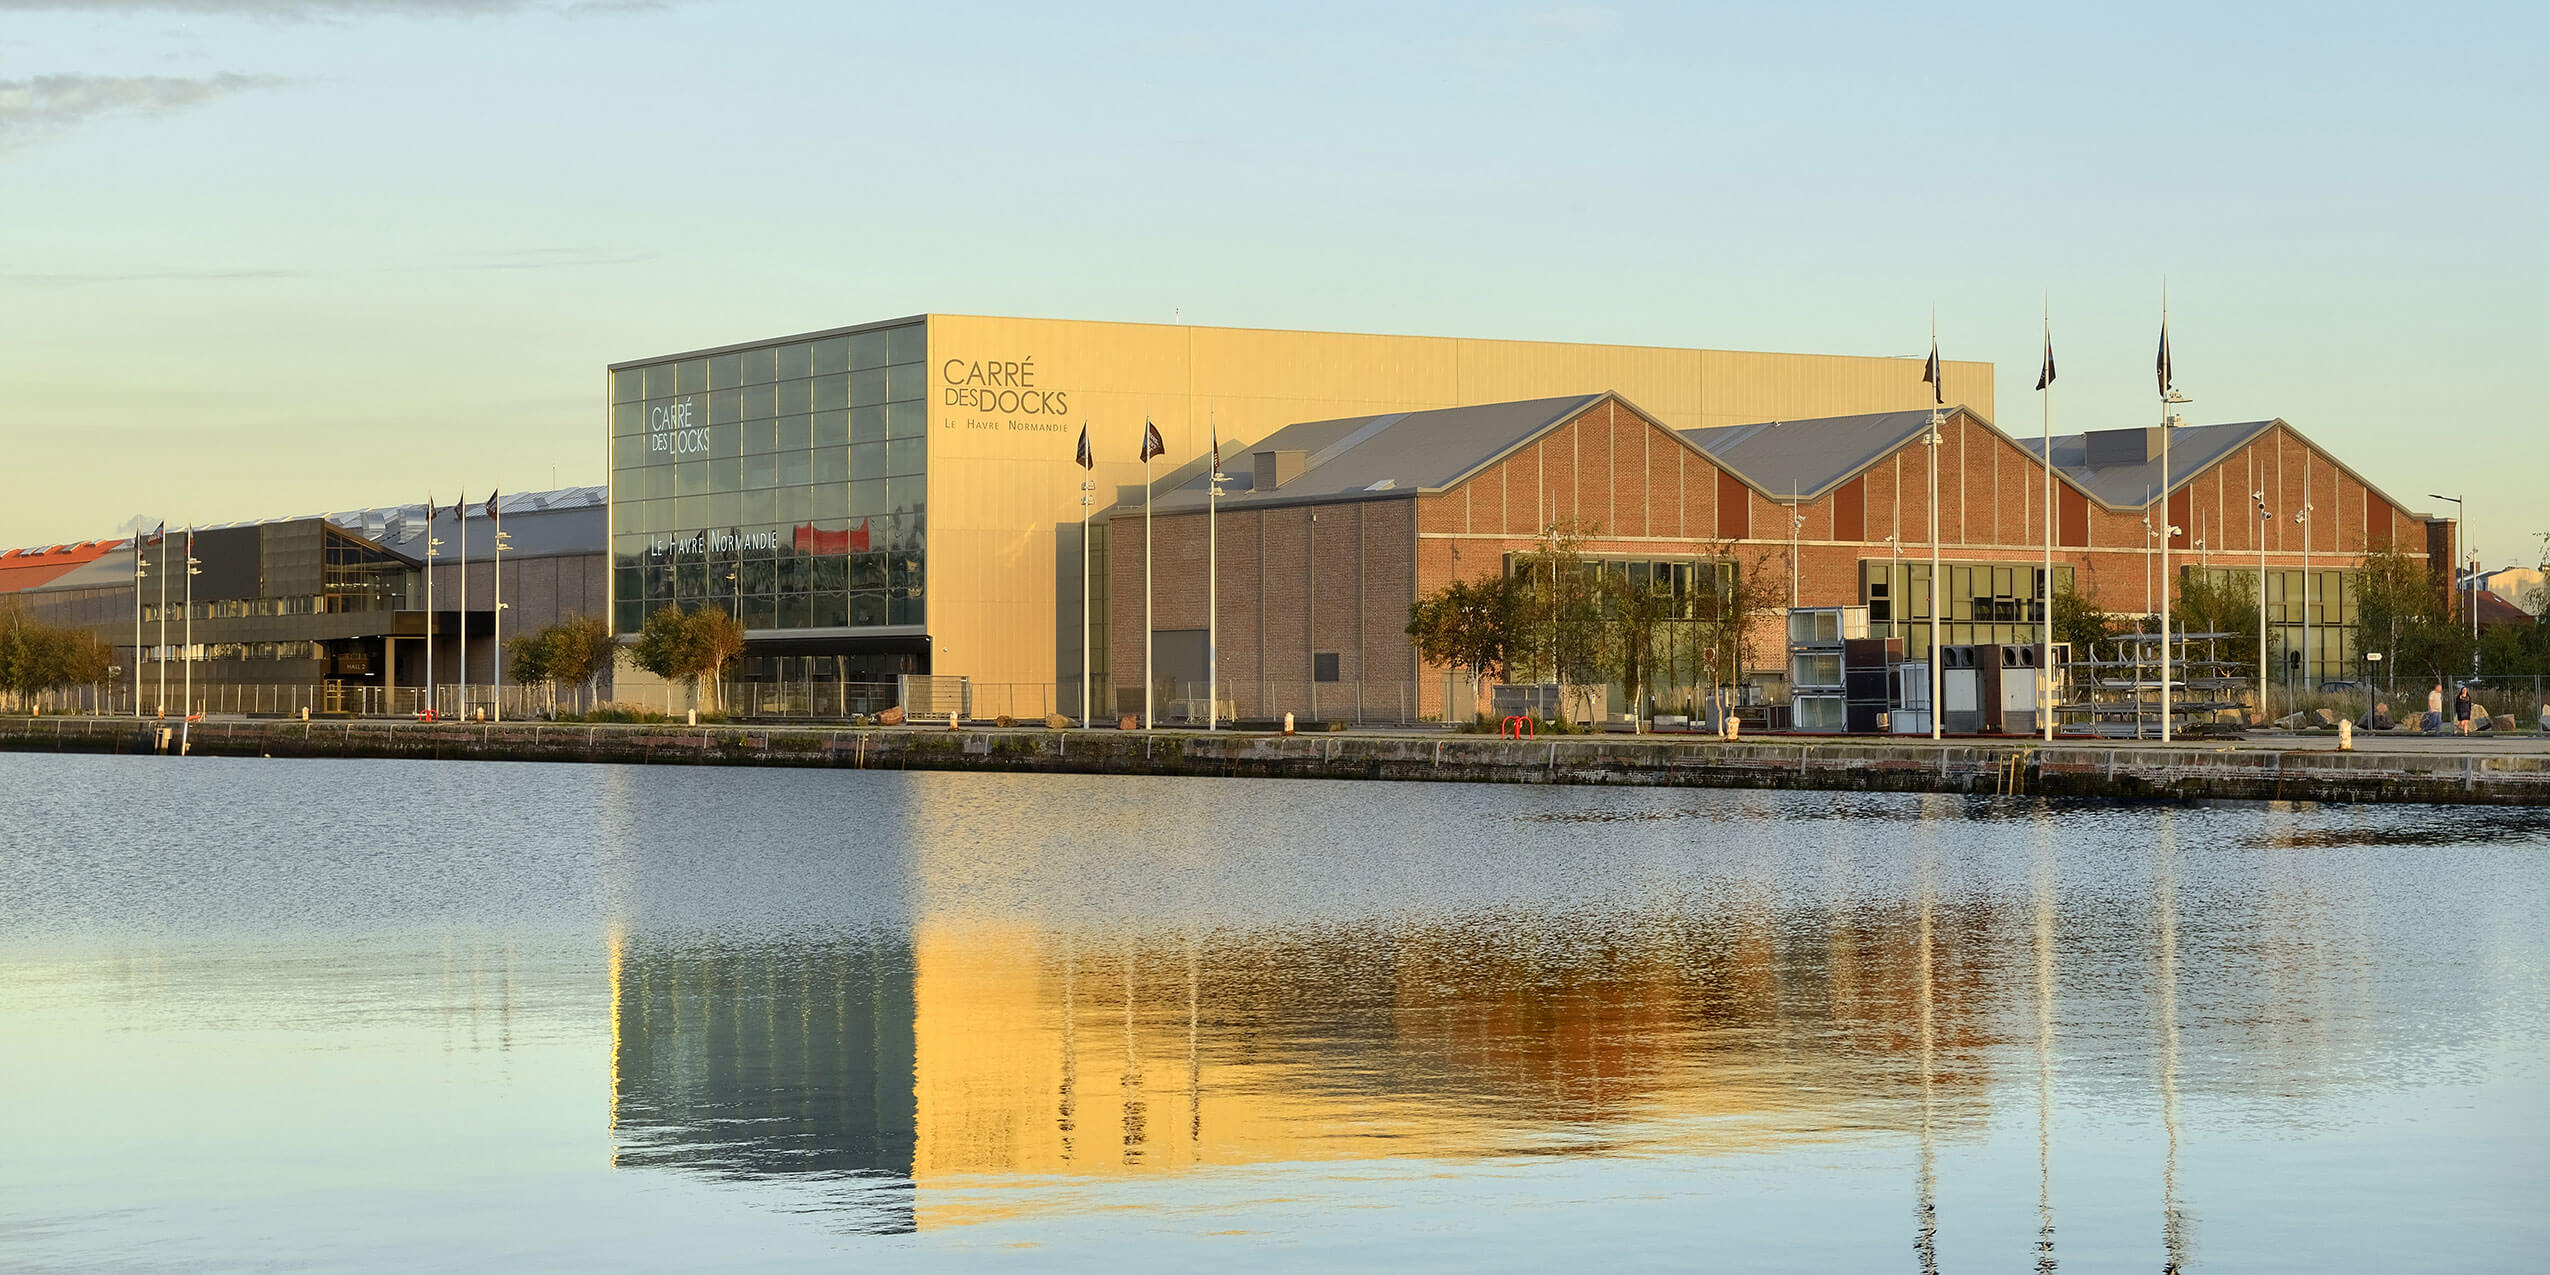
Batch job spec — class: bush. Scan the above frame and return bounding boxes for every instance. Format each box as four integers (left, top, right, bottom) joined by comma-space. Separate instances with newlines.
557, 702, 731, 725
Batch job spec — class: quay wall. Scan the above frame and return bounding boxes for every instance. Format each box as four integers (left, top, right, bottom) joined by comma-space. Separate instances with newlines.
4, 716, 2546, 807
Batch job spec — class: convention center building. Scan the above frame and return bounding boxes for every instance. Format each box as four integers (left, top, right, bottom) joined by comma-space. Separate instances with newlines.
605, 315, 1997, 717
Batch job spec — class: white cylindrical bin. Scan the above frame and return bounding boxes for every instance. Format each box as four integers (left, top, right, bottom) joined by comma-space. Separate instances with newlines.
948, 711, 959, 731
686, 709, 696, 726
1283, 712, 1295, 735
1727, 716, 1741, 741
2339, 719, 2353, 751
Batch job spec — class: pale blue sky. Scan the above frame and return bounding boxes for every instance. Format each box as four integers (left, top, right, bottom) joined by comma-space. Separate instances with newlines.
4, 1, 2542, 564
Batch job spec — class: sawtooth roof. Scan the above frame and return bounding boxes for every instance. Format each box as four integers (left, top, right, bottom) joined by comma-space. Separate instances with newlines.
1680, 408, 1967, 502
1140, 394, 1624, 514
2014, 421, 2276, 511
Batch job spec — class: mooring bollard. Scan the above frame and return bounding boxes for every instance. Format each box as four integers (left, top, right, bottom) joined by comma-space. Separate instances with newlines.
686, 709, 696, 726
1283, 712, 1295, 735
300, 707, 310, 722
1728, 716, 1741, 741
948, 711, 960, 731
2339, 719, 2353, 751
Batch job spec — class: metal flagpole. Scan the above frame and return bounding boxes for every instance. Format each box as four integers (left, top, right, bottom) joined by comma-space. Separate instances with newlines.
156, 523, 168, 716
490, 491, 508, 723
456, 492, 469, 721
1141, 418, 1163, 731
2040, 301, 2057, 742
1207, 413, 1222, 733
132, 531, 146, 718
2255, 492, 2271, 719
183, 526, 197, 720
2157, 290, 2179, 744
1922, 315, 1943, 742
424, 495, 438, 719
1076, 422, 1095, 729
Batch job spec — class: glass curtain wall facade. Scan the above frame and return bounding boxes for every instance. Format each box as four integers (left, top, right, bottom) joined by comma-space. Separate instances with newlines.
610, 323, 928, 665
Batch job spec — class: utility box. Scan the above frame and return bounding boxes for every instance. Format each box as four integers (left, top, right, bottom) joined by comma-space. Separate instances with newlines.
1939, 645, 1983, 734
1844, 637, 1902, 733
1892, 659, 1932, 735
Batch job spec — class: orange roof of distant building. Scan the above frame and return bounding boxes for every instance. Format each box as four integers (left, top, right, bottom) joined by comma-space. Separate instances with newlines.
0, 538, 130, 595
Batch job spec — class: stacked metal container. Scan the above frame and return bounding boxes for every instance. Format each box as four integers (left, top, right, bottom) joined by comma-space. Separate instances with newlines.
1786, 606, 1867, 733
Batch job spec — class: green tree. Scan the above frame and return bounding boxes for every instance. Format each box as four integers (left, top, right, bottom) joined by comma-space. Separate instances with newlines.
1676, 546, 1773, 730
2171, 568, 2262, 682
1510, 519, 1607, 720
2354, 539, 2470, 690
1600, 569, 1676, 727
1407, 572, 1526, 717
507, 613, 615, 714
629, 603, 747, 710
0, 599, 115, 709
2052, 583, 2120, 661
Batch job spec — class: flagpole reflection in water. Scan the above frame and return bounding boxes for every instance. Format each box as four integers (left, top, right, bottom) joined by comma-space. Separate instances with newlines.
2035, 811, 2059, 1274
2158, 813, 2189, 1273
1915, 825, 1939, 1275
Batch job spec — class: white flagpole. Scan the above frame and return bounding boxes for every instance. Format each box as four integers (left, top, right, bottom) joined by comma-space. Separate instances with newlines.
424, 496, 435, 718
2158, 287, 2175, 745
131, 533, 144, 719
456, 492, 469, 721
492, 496, 507, 724
1144, 447, 1155, 731
1081, 458, 1093, 730
1928, 313, 1942, 743
156, 524, 167, 716
183, 526, 195, 721
1207, 412, 1220, 733
2043, 300, 2056, 743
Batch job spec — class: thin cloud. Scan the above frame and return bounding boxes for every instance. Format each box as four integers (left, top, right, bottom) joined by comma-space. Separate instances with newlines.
2, 251, 656, 287
0, 1, 662, 14
0, 72, 284, 151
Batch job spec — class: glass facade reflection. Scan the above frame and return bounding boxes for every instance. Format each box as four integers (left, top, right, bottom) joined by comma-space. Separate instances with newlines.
610, 322, 927, 643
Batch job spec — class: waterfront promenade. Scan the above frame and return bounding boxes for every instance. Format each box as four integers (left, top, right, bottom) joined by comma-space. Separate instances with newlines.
6, 714, 2546, 806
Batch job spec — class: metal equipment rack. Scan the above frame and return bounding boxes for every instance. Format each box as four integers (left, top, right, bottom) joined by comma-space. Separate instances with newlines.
2055, 630, 2249, 739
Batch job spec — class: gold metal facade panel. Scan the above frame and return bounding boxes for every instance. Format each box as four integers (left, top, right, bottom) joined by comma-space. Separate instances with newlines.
923, 315, 1994, 686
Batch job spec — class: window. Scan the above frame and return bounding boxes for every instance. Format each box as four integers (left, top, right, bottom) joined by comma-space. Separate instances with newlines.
1314, 653, 1341, 683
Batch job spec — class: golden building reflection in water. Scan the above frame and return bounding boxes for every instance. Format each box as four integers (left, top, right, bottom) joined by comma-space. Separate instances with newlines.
602, 898, 2006, 1232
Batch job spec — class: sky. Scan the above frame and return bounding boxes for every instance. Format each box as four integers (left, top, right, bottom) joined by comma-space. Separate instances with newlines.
4, 0, 2543, 565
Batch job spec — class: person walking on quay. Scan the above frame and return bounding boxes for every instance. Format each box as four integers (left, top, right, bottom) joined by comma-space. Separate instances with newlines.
2427, 682, 2445, 735
2456, 685, 2474, 736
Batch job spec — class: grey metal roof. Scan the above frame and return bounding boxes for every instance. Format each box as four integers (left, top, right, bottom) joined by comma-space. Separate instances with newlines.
358, 485, 609, 562
1680, 408, 1959, 502
13, 486, 608, 593
2014, 421, 2274, 511
1141, 394, 1611, 514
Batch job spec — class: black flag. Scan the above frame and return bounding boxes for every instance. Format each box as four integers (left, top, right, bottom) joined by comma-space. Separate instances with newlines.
2156, 317, 2173, 398
2036, 326, 2056, 391
484, 490, 500, 527
1139, 417, 1165, 463
1921, 337, 1944, 405
1075, 422, 1093, 470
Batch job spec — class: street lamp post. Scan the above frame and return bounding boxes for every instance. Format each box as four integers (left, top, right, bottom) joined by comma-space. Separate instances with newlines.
2253, 492, 2272, 722
1927, 409, 1943, 742
2295, 502, 2315, 697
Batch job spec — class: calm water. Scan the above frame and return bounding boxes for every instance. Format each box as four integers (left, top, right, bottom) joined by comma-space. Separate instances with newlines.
2, 754, 2544, 1272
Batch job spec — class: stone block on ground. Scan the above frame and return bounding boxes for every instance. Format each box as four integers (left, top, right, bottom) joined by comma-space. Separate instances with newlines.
877, 705, 904, 726
2311, 708, 2338, 727
1043, 713, 1072, 730
2489, 713, 2517, 732
2275, 712, 2307, 730
1118, 715, 1139, 730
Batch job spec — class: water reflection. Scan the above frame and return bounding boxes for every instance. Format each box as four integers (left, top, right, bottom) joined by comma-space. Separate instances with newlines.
605, 932, 919, 1230
9, 758, 2549, 1270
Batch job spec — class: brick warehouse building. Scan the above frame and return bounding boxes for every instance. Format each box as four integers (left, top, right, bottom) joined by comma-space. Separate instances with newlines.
1105, 392, 2446, 722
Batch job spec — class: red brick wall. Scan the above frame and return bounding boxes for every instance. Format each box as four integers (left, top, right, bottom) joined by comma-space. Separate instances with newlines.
1108, 405, 2425, 715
